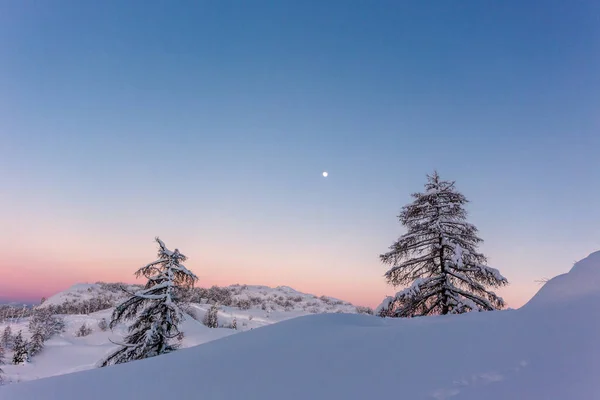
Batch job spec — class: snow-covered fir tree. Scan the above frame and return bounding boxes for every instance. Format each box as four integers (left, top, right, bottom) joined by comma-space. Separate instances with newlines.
379, 171, 508, 317
28, 327, 45, 357
12, 331, 28, 365
0, 344, 5, 365
1, 326, 12, 350
203, 304, 219, 328
100, 237, 198, 367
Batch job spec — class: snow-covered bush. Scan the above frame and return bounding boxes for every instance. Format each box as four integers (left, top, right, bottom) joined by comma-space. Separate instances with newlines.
75, 324, 93, 337
97, 318, 108, 331
228, 318, 237, 330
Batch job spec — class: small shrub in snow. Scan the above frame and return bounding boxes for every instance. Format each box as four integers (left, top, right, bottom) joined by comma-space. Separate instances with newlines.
75, 323, 93, 337
261, 302, 267, 311
176, 332, 185, 341
97, 318, 108, 331
203, 304, 219, 328
229, 318, 237, 330
248, 315, 253, 321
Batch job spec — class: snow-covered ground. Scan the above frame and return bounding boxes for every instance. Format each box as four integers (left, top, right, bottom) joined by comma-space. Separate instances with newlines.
2, 251, 600, 399
0, 283, 361, 384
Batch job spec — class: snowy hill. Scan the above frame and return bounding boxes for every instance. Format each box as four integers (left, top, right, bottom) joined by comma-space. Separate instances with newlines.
0, 283, 363, 383
523, 250, 600, 308
2, 251, 600, 399
39, 282, 359, 315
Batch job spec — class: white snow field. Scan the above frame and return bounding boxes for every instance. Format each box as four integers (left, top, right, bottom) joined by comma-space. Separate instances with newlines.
2, 251, 600, 399
0, 284, 360, 384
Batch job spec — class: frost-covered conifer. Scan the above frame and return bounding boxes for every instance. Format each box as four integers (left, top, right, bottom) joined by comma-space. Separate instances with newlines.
0, 344, 5, 365
100, 237, 198, 367
12, 331, 28, 365
203, 304, 219, 328
28, 328, 45, 357
379, 171, 508, 317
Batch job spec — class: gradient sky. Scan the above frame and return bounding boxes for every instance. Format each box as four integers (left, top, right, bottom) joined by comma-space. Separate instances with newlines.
1, 1, 599, 307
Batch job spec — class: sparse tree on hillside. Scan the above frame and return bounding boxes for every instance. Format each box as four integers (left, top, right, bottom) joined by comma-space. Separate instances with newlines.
203, 304, 219, 328
12, 331, 28, 365
379, 171, 508, 317
100, 237, 198, 367
1, 326, 12, 349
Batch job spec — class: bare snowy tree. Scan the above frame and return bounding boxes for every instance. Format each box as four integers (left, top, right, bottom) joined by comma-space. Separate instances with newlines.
100, 237, 198, 367
379, 171, 508, 317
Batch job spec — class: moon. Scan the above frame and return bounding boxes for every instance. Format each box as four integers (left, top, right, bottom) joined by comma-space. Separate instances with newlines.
322, 171, 328, 177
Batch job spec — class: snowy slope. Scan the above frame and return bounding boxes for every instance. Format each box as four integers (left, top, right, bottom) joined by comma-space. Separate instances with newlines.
2, 251, 600, 399
0, 283, 361, 383
38, 283, 140, 308
523, 250, 600, 308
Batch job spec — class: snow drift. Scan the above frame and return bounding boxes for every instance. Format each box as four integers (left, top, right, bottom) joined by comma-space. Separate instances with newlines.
2, 251, 600, 400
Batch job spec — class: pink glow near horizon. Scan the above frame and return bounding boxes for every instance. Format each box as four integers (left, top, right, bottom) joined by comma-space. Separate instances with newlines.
1, 249, 538, 309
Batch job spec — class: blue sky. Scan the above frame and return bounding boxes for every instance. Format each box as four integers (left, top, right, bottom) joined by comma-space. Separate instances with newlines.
1, 1, 599, 306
